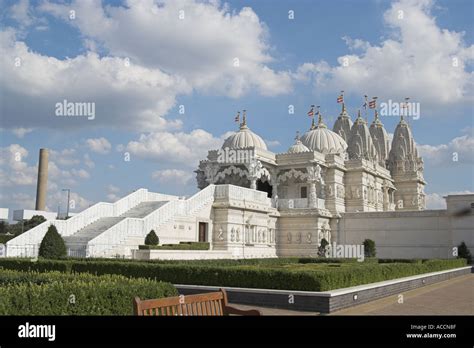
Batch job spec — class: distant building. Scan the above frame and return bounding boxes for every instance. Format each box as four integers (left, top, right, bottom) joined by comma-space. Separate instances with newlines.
13, 210, 57, 221
0, 208, 9, 221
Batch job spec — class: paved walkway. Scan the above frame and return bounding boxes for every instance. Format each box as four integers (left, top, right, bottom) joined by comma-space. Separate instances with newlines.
230, 274, 474, 316
331, 273, 474, 315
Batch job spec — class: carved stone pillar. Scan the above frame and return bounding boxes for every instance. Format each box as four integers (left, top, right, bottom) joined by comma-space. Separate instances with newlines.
309, 180, 317, 208
271, 182, 279, 208
250, 178, 257, 190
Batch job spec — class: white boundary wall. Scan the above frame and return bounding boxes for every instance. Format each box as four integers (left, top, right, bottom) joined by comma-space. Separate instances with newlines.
337, 194, 474, 259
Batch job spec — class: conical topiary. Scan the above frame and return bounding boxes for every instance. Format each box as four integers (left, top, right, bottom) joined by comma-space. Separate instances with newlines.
145, 230, 159, 246
39, 225, 67, 259
458, 241, 472, 263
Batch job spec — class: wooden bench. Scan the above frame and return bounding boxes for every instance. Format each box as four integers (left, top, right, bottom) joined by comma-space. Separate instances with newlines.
133, 288, 261, 316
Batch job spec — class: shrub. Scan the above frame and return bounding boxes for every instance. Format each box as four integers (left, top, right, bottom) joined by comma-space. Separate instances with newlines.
457, 241, 472, 264
318, 238, 329, 257
23, 215, 46, 232
363, 239, 376, 258
0, 235, 14, 244
139, 242, 210, 250
0, 270, 177, 315
144, 230, 159, 246
39, 225, 67, 259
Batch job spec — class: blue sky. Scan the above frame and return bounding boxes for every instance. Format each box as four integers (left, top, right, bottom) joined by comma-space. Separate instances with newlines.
0, 0, 473, 213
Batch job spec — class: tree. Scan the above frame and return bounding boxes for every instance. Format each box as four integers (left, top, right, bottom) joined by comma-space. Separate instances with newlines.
318, 238, 329, 257
0, 221, 7, 234
363, 239, 376, 258
458, 241, 472, 264
145, 230, 159, 246
39, 225, 67, 259
23, 215, 46, 232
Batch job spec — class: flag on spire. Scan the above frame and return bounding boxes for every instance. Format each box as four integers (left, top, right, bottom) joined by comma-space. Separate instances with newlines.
369, 97, 377, 109
307, 105, 315, 117
337, 93, 344, 104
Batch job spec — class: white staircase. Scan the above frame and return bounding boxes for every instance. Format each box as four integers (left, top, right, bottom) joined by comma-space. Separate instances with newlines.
64, 201, 170, 257
5, 189, 179, 258
87, 185, 216, 258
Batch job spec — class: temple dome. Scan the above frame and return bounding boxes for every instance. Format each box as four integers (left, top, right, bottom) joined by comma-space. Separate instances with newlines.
287, 135, 310, 154
300, 114, 348, 155
222, 119, 267, 150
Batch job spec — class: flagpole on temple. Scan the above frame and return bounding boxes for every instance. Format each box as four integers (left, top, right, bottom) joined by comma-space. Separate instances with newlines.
307, 104, 315, 129
363, 95, 368, 122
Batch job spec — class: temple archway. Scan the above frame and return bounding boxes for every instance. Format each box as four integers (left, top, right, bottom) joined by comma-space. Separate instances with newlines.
257, 179, 272, 198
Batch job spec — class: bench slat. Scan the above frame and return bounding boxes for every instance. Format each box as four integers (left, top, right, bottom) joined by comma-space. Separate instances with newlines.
133, 289, 261, 316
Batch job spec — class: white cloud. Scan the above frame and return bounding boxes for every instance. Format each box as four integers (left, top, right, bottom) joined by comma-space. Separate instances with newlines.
85, 137, 112, 154
71, 168, 90, 179
265, 139, 281, 148
426, 190, 474, 209
38, 0, 292, 98
0, 144, 37, 186
83, 153, 95, 168
418, 131, 474, 165
49, 148, 80, 166
125, 129, 225, 167
295, 0, 474, 106
106, 184, 121, 202
152, 169, 193, 185
11, 127, 33, 138
8, 0, 34, 28
0, 144, 92, 211
0, 28, 190, 132
425, 192, 446, 209
0, 0, 292, 132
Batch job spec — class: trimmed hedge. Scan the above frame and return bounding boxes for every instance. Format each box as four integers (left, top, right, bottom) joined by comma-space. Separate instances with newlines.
139, 242, 210, 250
0, 269, 177, 315
0, 258, 467, 291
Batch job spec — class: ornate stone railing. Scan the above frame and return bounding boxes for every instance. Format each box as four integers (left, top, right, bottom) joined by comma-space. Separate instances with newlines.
278, 198, 325, 209
215, 185, 271, 205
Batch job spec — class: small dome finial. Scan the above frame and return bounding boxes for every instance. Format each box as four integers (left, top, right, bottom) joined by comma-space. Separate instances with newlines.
240, 109, 248, 129
295, 130, 300, 141
310, 117, 316, 130
316, 106, 327, 128
401, 97, 410, 122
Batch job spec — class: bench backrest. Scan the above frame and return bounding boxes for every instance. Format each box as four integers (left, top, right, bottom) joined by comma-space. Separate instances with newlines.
134, 290, 228, 316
